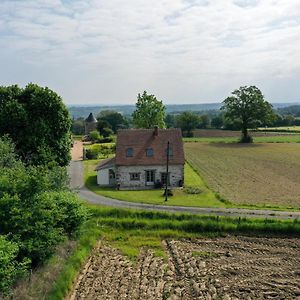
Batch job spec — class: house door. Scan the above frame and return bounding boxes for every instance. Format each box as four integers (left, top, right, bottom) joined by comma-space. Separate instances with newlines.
109, 169, 116, 186
161, 172, 170, 185
145, 170, 155, 185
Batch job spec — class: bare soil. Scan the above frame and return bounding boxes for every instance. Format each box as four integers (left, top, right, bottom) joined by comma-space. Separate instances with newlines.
68, 236, 300, 300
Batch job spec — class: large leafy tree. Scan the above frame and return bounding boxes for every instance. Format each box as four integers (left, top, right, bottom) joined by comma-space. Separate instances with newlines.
175, 112, 200, 137
0, 84, 71, 166
221, 86, 275, 142
97, 110, 128, 133
132, 91, 166, 128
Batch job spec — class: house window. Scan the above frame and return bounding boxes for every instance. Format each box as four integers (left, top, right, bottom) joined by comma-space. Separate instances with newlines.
130, 173, 140, 181
145, 170, 155, 183
161, 172, 170, 185
165, 147, 173, 157
146, 148, 154, 157
126, 148, 133, 157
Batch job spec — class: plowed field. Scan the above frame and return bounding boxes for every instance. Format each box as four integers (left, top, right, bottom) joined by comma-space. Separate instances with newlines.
68, 236, 300, 300
185, 143, 300, 207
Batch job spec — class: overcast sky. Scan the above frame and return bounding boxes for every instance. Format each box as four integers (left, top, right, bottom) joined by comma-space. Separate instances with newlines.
1, 0, 300, 105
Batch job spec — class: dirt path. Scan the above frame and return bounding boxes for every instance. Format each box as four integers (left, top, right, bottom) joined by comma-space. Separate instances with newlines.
68, 236, 300, 300
71, 140, 83, 161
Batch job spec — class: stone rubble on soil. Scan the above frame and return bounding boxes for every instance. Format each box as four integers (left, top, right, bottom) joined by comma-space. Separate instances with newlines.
68, 236, 300, 300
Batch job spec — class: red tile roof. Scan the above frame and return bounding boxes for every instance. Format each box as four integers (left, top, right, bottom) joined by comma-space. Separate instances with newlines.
115, 128, 185, 166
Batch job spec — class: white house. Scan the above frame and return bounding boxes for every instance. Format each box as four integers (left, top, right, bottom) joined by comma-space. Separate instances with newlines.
96, 128, 185, 190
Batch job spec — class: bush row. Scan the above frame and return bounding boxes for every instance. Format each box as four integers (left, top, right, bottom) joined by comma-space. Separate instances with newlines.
0, 138, 88, 296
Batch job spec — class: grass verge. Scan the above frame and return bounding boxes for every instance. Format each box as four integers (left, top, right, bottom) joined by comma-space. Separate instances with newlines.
183, 135, 300, 143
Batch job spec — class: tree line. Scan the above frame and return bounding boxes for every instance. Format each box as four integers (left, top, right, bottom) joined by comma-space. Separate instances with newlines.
0, 84, 86, 296
72, 87, 296, 142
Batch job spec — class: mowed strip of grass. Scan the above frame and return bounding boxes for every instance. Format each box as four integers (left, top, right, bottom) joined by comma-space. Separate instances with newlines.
184, 135, 300, 143
84, 159, 225, 208
46, 204, 300, 300
185, 143, 300, 209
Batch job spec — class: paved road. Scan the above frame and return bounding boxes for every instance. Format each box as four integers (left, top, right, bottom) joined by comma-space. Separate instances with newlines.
68, 160, 300, 220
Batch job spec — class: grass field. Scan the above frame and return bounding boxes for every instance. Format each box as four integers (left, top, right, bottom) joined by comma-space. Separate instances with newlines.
184, 135, 300, 143
185, 143, 300, 208
84, 160, 225, 207
258, 126, 300, 132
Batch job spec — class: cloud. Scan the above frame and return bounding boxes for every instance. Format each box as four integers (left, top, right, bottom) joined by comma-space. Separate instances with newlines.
0, 0, 299, 104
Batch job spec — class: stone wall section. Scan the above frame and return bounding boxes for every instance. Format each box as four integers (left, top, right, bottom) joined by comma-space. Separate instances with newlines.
116, 164, 184, 190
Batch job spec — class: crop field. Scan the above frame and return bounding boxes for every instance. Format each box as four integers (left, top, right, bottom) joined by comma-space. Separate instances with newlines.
185, 143, 300, 208
193, 129, 300, 137
69, 237, 300, 300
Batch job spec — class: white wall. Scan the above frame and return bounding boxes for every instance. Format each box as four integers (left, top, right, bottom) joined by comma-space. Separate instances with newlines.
97, 168, 110, 186
116, 164, 184, 190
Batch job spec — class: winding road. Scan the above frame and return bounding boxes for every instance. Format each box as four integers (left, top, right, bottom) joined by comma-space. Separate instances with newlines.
69, 141, 300, 220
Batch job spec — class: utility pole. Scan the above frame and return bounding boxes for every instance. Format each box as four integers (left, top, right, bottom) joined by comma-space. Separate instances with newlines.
165, 141, 170, 202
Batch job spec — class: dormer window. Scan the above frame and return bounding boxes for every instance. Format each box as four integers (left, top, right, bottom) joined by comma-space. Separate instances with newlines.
146, 148, 154, 157
126, 148, 133, 157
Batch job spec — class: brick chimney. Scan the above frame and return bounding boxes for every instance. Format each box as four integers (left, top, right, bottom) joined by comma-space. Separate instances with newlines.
153, 126, 158, 136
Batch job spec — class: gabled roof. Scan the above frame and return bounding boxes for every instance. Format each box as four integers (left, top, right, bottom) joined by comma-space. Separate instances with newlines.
95, 157, 115, 170
85, 113, 97, 123
115, 128, 185, 166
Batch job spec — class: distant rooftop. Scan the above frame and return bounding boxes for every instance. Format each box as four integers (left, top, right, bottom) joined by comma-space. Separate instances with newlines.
85, 112, 97, 123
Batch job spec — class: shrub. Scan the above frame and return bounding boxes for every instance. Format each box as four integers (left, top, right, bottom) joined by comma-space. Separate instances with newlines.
85, 148, 98, 159
98, 137, 113, 143
184, 186, 202, 194
102, 127, 114, 138
0, 235, 29, 296
89, 130, 101, 142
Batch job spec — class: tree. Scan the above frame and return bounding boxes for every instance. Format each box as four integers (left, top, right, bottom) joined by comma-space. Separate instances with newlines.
198, 115, 210, 129
71, 118, 85, 135
0, 84, 71, 166
165, 114, 176, 128
102, 127, 114, 138
97, 110, 127, 133
221, 86, 275, 142
175, 112, 200, 137
132, 91, 166, 128
211, 115, 224, 128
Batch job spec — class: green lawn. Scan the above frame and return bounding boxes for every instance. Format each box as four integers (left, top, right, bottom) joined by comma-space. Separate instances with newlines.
184, 135, 300, 143
84, 160, 225, 208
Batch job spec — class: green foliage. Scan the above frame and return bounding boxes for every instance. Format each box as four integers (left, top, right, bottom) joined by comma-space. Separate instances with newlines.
175, 112, 200, 136
221, 86, 275, 143
0, 236, 29, 296
85, 143, 115, 159
71, 118, 85, 135
97, 110, 128, 133
102, 127, 114, 138
89, 130, 101, 142
0, 138, 87, 294
0, 136, 21, 168
0, 84, 72, 166
132, 91, 166, 128
184, 186, 203, 194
